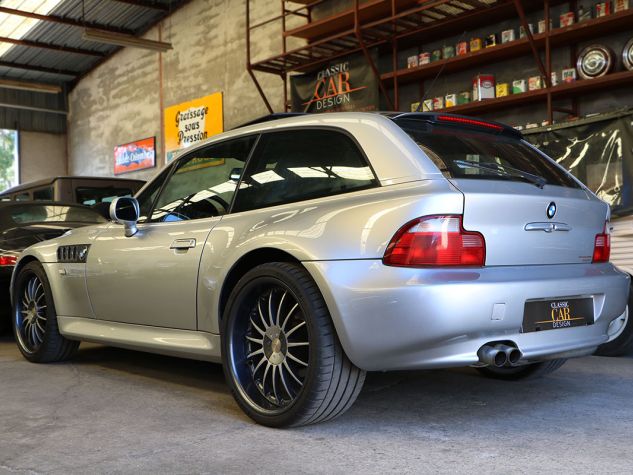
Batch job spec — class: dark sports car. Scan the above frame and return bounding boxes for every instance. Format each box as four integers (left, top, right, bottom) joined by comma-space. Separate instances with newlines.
0, 202, 106, 332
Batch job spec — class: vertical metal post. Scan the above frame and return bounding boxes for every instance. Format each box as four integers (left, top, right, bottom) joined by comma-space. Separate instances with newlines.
246, 0, 274, 114
158, 21, 166, 165
568, 0, 579, 118
281, 0, 288, 111
391, 0, 399, 110
354, 0, 395, 110
513, 0, 550, 87
544, 0, 553, 123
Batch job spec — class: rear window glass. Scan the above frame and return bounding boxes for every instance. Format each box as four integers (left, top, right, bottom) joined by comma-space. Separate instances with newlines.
394, 119, 579, 188
76, 187, 134, 206
33, 187, 54, 200
2, 205, 106, 225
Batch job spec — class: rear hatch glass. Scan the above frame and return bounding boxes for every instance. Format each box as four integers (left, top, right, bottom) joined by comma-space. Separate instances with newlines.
393, 118, 579, 188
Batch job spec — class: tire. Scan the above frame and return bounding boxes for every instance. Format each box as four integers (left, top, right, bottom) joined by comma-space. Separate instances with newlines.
12, 261, 79, 363
475, 359, 567, 381
595, 283, 633, 356
221, 262, 366, 427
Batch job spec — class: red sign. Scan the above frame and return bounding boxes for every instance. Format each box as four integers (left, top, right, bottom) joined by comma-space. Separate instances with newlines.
114, 137, 156, 175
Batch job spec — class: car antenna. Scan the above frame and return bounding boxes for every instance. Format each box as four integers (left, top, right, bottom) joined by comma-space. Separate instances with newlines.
415, 30, 467, 113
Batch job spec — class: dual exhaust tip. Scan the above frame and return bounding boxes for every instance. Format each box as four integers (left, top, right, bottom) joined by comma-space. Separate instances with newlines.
478, 343, 522, 368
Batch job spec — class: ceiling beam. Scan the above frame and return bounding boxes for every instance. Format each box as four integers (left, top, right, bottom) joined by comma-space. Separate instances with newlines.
0, 6, 136, 35
0, 36, 105, 57
70, 0, 194, 90
110, 0, 170, 11
0, 101, 67, 115
0, 60, 78, 77
0, 78, 61, 93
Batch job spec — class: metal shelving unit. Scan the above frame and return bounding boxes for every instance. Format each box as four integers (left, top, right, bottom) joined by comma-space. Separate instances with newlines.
246, 0, 633, 122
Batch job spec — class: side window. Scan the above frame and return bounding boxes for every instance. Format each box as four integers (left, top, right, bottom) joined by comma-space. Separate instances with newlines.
33, 186, 54, 201
149, 136, 256, 222
15, 192, 30, 201
136, 166, 173, 223
233, 129, 377, 213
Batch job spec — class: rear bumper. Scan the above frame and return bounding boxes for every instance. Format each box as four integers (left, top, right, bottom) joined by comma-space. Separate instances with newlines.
304, 261, 630, 371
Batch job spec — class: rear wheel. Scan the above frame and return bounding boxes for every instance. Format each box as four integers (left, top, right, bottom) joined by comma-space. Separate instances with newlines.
475, 359, 567, 380
12, 261, 79, 363
222, 262, 365, 427
595, 282, 633, 356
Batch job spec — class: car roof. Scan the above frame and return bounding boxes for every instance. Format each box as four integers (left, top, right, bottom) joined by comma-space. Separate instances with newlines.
0, 201, 93, 210
232, 111, 522, 138
0, 176, 146, 195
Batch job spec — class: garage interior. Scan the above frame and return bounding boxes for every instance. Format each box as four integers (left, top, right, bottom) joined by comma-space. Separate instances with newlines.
0, 0, 632, 472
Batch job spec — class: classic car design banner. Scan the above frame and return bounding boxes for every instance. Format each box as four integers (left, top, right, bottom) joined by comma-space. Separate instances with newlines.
525, 111, 633, 216
164, 92, 224, 162
113, 136, 156, 175
290, 53, 379, 113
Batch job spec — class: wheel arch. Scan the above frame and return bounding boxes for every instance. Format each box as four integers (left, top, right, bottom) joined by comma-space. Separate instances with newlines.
10, 255, 41, 308
218, 247, 303, 323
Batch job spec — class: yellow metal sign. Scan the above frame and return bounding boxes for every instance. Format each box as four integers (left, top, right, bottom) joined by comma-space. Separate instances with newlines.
164, 92, 223, 162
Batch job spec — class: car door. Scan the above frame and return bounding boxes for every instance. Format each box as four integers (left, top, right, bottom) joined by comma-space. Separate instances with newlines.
86, 135, 257, 329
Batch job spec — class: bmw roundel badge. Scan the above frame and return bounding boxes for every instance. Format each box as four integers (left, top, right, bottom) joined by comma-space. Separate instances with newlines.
547, 202, 556, 219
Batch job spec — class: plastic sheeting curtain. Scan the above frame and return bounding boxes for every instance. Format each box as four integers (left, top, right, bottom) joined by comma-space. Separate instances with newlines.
525, 113, 633, 216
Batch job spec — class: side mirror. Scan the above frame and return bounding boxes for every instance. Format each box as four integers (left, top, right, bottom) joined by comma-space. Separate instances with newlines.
109, 197, 140, 237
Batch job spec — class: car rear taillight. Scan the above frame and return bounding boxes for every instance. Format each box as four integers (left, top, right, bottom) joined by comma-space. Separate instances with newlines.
592, 223, 610, 263
0, 255, 17, 267
383, 215, 485, 267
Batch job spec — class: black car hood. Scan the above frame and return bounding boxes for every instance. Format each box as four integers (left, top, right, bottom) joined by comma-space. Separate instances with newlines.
0, 221, 100, 252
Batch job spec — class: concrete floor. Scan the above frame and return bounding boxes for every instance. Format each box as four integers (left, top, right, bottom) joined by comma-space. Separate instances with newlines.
0, 335, 632, 474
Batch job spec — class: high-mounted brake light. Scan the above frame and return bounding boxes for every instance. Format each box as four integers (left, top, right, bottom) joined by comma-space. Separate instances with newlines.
436, 115, 503, 132
383, 215, 486, 267
0, 255, 17, 267
592, 222, 610, 263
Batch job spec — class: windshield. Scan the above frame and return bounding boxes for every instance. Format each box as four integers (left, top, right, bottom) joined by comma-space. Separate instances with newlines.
1, 204, 106, 226
394, 119, 580, 188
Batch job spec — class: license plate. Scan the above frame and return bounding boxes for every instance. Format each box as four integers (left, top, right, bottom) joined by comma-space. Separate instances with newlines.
522, 297, 594, 333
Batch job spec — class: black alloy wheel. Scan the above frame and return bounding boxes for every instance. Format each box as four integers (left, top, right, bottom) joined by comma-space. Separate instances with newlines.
12, 261, 78, 363
222, 262, 365, 427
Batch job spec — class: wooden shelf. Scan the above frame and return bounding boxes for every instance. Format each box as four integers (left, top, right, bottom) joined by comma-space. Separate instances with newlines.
430, 70, 633, 116
383, 37, 541, 86
383, 8, 633, 87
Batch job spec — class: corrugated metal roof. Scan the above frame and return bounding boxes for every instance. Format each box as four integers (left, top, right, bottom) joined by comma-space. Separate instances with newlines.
0, 0, 188, 133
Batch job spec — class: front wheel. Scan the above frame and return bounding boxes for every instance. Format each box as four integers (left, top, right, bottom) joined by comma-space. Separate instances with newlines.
12, 261, 79, 363
221, 262, 365, 427
476, 359, 567, 380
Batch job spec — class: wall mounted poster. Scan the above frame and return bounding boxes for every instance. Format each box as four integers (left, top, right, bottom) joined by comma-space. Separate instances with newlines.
114, 136, 156, 175
290, 52, 379, 113
164, 91, 224, 162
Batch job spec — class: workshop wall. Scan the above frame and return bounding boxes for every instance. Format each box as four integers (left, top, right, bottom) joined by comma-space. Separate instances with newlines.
67, 0, 288, 180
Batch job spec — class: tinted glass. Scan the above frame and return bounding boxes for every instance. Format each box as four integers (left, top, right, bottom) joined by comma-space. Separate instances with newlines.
76, 186, 134, 206
136, 166, 173, 223
394, 119, 579, 188
15, 192, 30, 201
33, 187, 53, 200
233, 129, 376, 213
1, 204, 106, 225
150, 136, 256, 222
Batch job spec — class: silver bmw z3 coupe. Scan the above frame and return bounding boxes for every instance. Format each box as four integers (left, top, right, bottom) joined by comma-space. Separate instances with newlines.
10, 112, 629, 427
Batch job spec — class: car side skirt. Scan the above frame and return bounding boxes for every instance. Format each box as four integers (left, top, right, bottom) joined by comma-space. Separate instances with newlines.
57, 316, 222, 363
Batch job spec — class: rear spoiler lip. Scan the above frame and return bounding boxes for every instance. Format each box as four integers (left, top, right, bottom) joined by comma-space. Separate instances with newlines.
390, 112, 523, 139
